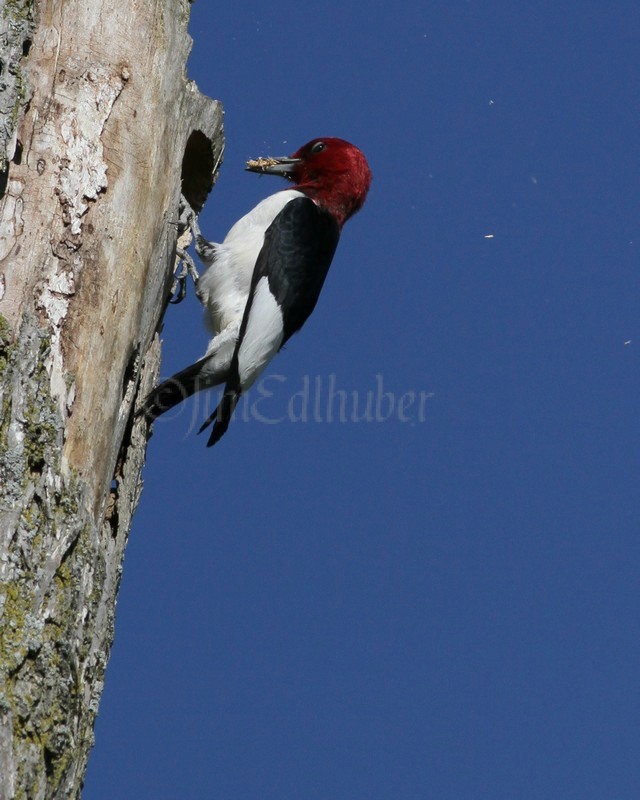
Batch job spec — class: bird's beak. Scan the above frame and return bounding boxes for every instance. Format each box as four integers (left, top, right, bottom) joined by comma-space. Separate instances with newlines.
245, 156, 302, 178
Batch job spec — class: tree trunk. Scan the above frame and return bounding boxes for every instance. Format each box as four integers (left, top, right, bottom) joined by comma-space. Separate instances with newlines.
0, 0, 223, 796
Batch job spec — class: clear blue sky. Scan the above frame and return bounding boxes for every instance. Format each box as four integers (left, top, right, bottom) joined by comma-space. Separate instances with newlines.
85, 2, 639, 798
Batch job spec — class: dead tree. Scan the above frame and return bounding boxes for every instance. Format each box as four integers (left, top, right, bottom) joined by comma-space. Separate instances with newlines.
0, 0, 223, 796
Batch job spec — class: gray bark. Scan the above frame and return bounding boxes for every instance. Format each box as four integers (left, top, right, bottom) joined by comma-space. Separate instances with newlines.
0, 0, 223, 797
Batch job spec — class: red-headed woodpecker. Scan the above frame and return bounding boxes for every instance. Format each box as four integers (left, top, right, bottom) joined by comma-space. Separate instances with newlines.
142, 137, 372, 446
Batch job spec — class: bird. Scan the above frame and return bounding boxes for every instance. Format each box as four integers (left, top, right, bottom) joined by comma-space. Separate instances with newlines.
141, 136, 372, 447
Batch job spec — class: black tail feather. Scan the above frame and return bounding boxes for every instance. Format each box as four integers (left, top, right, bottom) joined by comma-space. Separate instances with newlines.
139, 356, 223, 423
198, 389, 240, 447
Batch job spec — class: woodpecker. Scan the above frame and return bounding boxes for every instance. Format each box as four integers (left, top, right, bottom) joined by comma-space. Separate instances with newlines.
142, 137, 371, 447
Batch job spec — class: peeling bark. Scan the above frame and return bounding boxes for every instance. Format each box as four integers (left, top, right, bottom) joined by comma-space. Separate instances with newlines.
0, 0, 223, 796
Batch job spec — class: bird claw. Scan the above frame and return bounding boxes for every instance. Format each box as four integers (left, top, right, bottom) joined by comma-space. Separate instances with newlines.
168, 195, 204, 303
170, 247, 200, 304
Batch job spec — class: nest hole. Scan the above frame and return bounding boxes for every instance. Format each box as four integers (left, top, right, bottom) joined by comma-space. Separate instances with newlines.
181, 130, 220, 214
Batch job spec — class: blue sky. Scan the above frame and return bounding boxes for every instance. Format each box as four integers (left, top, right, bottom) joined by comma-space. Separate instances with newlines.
85, 2, 639, 798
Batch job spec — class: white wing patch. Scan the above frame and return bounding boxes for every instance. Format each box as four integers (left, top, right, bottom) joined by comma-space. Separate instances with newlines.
237, 276, 284, 390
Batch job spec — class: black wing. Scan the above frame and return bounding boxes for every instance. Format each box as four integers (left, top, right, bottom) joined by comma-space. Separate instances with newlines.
256, 195, 340, 344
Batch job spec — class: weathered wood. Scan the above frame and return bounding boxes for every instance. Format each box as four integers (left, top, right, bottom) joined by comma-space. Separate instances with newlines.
0, 0, 223, 796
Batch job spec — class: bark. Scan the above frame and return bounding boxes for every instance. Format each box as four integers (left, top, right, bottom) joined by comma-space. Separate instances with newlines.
0, 0, 223, 797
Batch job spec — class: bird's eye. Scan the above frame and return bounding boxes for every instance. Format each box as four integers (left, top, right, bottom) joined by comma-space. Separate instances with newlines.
311, 141, 326, 154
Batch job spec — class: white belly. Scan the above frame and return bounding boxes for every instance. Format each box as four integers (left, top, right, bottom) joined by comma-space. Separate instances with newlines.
197, 189, 304, 334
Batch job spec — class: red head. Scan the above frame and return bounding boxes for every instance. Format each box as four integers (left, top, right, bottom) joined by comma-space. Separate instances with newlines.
246, 137, 372, 227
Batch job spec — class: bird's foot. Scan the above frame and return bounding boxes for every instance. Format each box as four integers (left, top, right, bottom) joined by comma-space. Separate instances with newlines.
170, 248, 200, 304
